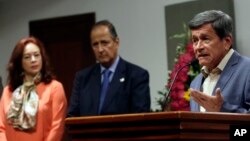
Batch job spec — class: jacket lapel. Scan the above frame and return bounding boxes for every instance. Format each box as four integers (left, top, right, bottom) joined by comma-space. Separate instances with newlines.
212, 51, 239, 95
191, 74, 204, 112
88, 65, 102, 113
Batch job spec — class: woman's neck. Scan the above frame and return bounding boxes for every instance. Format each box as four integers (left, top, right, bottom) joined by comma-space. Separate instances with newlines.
24, 75, 35, 82
24, 73, 41, 82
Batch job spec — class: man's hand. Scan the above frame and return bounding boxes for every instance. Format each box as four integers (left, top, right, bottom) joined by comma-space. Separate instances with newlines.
190, 88, 223, 112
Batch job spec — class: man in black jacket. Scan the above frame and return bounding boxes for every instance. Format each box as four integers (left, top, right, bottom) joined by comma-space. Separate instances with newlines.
67, 20, 151, 116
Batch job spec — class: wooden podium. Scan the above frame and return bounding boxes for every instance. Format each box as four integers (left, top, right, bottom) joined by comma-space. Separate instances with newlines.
65, 111, 250, 141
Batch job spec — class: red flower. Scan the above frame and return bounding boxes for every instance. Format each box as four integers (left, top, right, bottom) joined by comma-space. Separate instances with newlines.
170, 97, 190, 111
157, 27, 201, 112
167, 43, 196, 111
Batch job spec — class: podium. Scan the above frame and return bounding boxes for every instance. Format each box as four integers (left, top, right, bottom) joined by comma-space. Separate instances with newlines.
65, 111, 250, 141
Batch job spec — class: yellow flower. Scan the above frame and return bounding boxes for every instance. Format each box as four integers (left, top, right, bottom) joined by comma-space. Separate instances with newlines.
183, 89, 190, 101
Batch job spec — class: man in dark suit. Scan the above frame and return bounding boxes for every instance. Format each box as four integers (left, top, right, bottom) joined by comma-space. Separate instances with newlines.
67, 20, 151, 117
189, 10, 250, 113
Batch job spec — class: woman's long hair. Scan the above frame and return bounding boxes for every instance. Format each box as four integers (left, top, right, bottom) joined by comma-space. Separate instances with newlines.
7, 36, 54, 91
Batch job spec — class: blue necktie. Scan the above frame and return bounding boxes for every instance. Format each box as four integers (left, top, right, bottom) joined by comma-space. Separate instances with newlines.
98, 69, 111, 114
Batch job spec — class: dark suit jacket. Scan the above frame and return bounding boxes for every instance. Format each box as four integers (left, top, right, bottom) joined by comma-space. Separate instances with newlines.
190, 51, 250, 113
67, 58, 151, 117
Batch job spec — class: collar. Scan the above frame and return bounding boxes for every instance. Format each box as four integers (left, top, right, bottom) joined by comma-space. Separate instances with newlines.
201, 49, 234, 77
100, 56, 120, 73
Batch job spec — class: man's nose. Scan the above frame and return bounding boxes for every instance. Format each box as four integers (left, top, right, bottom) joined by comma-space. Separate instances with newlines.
97, 45, 104, 52
194, 41, 204, 50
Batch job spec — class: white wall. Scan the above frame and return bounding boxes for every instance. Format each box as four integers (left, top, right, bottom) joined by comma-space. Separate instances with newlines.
233, 1, 250, 56
1, 0, 250, 110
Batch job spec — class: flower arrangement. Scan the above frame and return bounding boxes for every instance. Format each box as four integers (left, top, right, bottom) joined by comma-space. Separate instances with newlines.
156, 24, 200, 111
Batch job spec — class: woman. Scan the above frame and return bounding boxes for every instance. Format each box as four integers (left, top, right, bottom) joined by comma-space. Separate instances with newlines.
0, 37, 67, 141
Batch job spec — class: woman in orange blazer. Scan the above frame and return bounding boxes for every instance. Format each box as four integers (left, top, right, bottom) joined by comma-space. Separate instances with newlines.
0, 36, 67, 141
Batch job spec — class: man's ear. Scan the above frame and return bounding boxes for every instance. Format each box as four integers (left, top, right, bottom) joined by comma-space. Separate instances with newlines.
115, 37, 119, 43
224, 35, 233, 50
114, 37, 120, 47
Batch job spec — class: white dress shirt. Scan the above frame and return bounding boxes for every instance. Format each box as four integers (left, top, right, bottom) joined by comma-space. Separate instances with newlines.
200, 49, 234, 112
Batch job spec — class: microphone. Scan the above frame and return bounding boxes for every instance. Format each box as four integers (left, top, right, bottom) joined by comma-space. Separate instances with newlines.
162, 59, 198, 111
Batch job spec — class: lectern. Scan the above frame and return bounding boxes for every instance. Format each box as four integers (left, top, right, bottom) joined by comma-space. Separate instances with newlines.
65, 111, 250, 141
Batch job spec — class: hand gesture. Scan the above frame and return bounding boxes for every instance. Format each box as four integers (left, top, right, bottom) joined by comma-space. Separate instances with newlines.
190, 88, 223, 112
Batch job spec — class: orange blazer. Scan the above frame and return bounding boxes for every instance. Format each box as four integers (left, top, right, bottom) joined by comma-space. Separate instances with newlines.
0, 80, 67, 141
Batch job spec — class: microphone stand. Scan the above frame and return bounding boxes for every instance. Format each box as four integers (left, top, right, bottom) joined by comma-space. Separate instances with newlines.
162, 61, 193, 112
